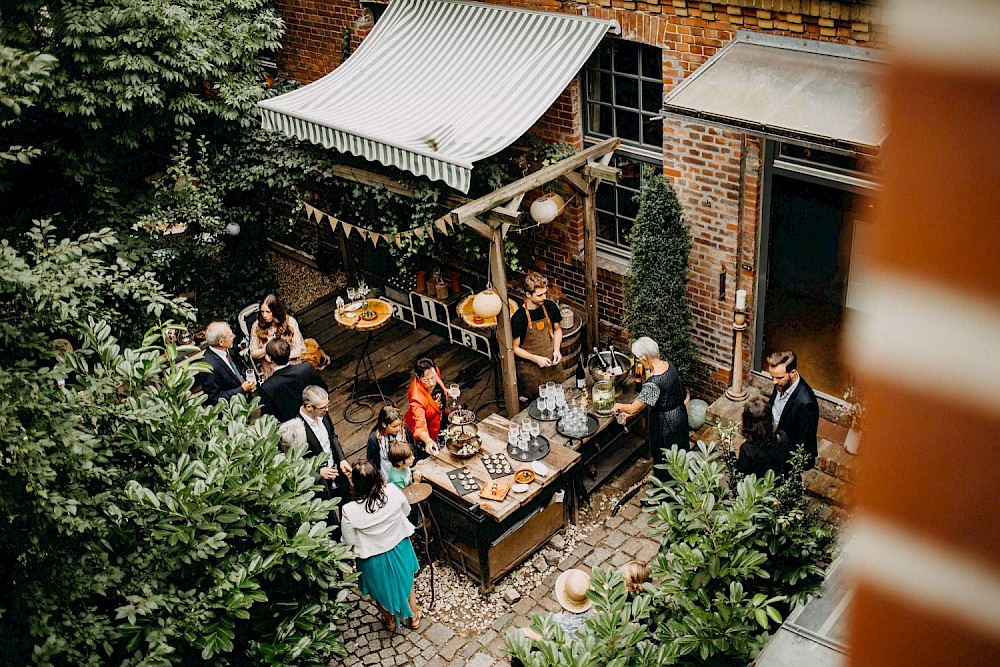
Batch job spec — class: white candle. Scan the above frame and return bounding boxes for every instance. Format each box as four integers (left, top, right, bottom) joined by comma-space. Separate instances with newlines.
735, 289, 747, 310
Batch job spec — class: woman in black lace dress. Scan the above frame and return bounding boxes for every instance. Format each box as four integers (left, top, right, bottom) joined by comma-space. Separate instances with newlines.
614, 337, 688, 481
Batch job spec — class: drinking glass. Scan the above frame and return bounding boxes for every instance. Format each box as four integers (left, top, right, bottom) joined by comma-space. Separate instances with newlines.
347, 287, 357, 302
246, 369, 256, 385
518, 433, 531, 452
508, 426, 519, 447
538, 385, 547, 401
448, 383, 461, 409
616, 410, 630, 433
529, 421, 540, 440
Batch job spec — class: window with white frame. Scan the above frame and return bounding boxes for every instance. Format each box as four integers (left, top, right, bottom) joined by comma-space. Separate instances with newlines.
584, 39, 663, 255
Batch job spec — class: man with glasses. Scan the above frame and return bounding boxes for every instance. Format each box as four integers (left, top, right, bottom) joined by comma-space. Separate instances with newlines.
297, 386, 351, 504
198, 321, 257, 405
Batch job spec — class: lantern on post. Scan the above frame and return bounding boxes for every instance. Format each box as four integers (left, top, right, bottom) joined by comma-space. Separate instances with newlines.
529, 193, 565, 225
472, 284, 503, 319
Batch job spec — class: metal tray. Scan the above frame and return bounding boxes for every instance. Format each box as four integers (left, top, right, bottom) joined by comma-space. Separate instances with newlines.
556, 412, 600, 440
527, 400, 560, 422
507, 435, 550, 462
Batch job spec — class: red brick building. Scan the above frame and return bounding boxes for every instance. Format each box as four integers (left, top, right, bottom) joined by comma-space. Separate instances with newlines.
272, 0, 886, 400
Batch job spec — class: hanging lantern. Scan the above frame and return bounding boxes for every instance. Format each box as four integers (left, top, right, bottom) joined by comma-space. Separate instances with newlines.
529, 193, 565, 225
472, 285, 503, 319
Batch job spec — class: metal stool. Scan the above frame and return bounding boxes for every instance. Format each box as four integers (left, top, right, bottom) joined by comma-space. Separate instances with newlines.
403, 482, 442, 608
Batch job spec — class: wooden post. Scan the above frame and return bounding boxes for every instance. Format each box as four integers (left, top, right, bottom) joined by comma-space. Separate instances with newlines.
581, 179, 600, 352
486, 220, 520, 417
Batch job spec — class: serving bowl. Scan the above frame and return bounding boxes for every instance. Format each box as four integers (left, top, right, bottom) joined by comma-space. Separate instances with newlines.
587, 350, 635, 389
444, 423, 482, 459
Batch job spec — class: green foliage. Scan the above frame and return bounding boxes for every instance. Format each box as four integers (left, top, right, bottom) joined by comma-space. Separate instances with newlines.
0, 46, 57, 168
506, 568, 678, 667
0, 223, 355, 665
623, 167, 697, 386
508, 439, 834, 667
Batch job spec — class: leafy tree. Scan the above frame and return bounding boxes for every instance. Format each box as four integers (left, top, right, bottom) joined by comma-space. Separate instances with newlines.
506, 439, 834, 667
0, 222, 355, 665
623, 167, 697, 386
0, 46, 57, 170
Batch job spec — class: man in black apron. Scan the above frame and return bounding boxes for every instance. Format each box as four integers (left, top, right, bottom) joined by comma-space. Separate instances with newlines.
511, 271, 564, 401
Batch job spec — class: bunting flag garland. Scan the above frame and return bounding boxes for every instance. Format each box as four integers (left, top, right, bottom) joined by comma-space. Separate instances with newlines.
311, 201, 458, 249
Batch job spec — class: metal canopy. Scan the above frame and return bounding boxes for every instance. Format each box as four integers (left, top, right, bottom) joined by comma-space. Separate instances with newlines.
258, 0, 615, 192
663, 31, 886, 154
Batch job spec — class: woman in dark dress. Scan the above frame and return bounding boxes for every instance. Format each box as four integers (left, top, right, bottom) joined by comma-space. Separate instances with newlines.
735, 396, 790, 478
366, 405, 417, 483
614, 336, 689, 481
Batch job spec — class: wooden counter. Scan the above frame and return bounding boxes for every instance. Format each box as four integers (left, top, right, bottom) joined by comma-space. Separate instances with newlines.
418, 413, 580, 592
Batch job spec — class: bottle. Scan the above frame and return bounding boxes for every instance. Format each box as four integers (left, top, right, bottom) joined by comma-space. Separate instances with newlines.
607, 338, 623, 375
634, 362, 644, 392
576, 358, 586, 389
592, 346, 609, 370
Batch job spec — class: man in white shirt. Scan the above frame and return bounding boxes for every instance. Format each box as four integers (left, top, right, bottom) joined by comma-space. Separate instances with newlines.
297, 385, 350, 502
197, 321, 257, 405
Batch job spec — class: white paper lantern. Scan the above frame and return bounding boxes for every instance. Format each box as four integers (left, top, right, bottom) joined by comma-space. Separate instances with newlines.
529, 193, 565, 224
472, 287, 503, 319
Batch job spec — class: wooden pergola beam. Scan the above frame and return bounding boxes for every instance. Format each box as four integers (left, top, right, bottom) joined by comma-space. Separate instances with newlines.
449, 137, 620, 227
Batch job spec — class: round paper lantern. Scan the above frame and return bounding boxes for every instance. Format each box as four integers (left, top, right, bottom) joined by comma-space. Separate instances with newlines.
688, 399, 709, 430
472, 286, 503, 319
529, 193, 565, 225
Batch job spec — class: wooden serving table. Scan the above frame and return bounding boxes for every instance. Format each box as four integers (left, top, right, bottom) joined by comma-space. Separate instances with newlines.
512, 379, 650, 518
417, 413, 580, 592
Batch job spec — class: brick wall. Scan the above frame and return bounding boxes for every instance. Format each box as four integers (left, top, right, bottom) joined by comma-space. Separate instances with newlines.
271, 0, 883, 398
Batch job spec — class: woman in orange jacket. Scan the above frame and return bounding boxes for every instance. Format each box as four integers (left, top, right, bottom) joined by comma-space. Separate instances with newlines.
404, 357, 447, 455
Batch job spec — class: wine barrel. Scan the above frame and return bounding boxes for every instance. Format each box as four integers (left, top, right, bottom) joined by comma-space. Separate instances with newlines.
558, 308, 585, 381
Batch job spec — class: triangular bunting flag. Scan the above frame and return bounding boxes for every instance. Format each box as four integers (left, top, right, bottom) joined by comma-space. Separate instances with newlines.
434, 217, 449, 234
501, 223, 512, 237
312, 206, 324, 223
342, 223, 353, 238
304, 203, 316, 220
327, 215, 340, 234
394, 234, 404, 248
426, 224, 434, 241
369, 232, 380, 247
414, 226, 425, 239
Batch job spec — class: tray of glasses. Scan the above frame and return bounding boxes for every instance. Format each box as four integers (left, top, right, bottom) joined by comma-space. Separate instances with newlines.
556, 413, 600, 440
507, 435, 550, 462
527, 401, 561, 422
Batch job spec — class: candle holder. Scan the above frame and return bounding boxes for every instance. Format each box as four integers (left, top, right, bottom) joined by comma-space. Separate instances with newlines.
725, 306, 749, 401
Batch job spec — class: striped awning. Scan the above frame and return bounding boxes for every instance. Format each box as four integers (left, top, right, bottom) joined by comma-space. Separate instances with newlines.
258, 0, 614, 192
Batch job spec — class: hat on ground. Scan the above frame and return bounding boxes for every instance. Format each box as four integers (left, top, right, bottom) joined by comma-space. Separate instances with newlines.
554, 568, 592, 614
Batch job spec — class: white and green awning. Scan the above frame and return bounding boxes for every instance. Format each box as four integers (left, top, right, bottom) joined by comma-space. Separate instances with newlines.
258, 0, 615, 192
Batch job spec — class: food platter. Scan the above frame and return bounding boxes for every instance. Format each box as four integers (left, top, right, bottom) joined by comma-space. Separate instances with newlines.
507, 435, 550, 462
344, 301, 363, 312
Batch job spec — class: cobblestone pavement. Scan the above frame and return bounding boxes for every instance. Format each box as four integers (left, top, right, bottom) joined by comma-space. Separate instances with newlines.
330, 466, 660, 667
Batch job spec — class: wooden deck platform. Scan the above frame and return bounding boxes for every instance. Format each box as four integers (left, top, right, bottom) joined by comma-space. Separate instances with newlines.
295, 293, 503, 461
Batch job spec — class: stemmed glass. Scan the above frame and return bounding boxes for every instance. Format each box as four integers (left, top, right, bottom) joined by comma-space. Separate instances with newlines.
347, 287, 358, 304
528, 420, 540, 444
448, 383, 461, 410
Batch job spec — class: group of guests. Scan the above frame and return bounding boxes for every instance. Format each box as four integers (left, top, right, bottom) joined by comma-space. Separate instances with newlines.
197, 302, 453, 632
195, 289, 819, 635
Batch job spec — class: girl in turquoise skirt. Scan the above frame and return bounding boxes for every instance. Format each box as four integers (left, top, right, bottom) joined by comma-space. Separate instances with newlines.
342, 461, 422, 630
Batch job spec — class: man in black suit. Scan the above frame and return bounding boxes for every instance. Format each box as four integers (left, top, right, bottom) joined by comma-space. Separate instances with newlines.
766, 350, 819, 469
197, 321, 257, 405
258, 338, 327, 422
297, 385, 351, 504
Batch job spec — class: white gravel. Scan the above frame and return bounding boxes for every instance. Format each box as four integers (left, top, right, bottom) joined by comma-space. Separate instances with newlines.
414, 490, 622, 636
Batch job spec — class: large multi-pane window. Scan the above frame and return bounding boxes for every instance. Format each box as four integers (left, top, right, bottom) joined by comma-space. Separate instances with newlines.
584, 39, 663, 255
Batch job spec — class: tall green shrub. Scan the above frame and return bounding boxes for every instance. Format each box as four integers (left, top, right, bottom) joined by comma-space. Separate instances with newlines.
623, 167, 696, 385
0, 223, 355, 666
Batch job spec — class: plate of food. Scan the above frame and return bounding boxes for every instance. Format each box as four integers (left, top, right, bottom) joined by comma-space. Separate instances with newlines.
344, 301, 363, 312
513, 469, 535, 484
479, 481, 511, 502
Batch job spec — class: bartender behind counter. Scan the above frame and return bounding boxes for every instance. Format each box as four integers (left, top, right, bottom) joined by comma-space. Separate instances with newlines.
511, 271, 563, 402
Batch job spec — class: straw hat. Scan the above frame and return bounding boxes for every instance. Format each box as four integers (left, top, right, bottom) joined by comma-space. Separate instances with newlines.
554, 568, 592, 613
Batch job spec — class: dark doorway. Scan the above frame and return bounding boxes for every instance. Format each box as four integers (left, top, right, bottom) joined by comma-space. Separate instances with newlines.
761, 174, 854, 398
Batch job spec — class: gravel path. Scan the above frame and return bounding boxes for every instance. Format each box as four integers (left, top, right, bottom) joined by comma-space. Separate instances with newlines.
266, 250, 346, 314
